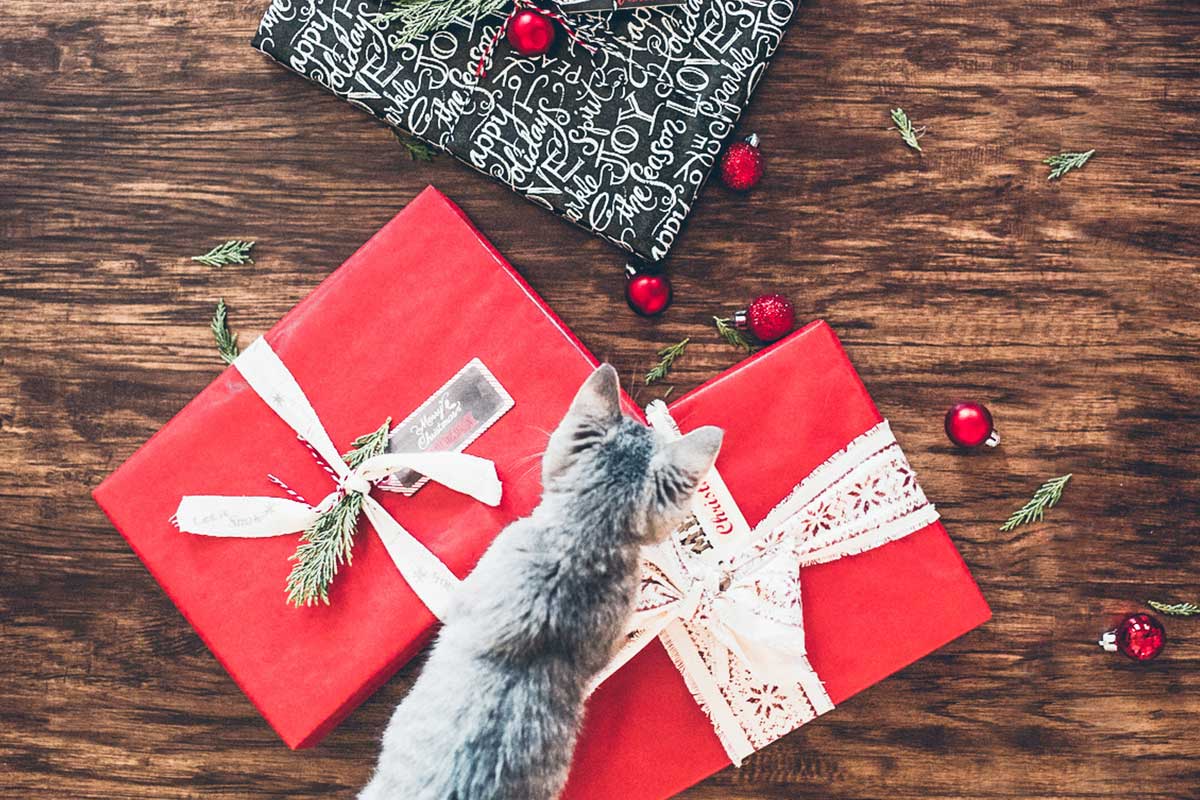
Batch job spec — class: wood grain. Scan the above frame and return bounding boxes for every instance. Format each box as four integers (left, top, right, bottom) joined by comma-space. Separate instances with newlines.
2, 0, 1199, 798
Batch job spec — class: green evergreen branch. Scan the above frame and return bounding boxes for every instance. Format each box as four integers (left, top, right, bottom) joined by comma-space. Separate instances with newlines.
192, 240, 255, 267
375, 0, 508, 45
1043, 149, 1094, 180
343, 418, 393, 470
645, 338, 689, 385
285, 418, 392, 607
890, 108, 925, 153
211, 299, 240, 365
1148, 600, 1200, 617
1000, 474, 1072, 532
714, 316, 755, 352
395, 130, 436, 162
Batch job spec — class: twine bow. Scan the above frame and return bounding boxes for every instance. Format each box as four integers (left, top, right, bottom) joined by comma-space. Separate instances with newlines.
475, 0, 597, 78
593, 401, 940, 764
173, 338, 501, 617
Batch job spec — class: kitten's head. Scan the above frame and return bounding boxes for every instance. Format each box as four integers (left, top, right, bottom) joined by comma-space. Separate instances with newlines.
542, 364, 723, 544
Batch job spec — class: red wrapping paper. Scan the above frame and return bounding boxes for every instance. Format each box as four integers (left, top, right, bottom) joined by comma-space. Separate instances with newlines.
95, 184, 989, 776
93, 186, 616, 748
561, 322, 991, 799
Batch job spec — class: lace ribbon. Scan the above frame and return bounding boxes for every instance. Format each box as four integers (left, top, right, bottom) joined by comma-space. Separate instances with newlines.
172, 338, 501, 618
593, 401, 940, 765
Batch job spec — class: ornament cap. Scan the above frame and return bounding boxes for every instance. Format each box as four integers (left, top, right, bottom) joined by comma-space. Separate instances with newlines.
986, 430, 1001, 447
733, 309, 749, 330
1098, 629, 1119, 652
624, 261, 639, 281
745, 133, 759, 147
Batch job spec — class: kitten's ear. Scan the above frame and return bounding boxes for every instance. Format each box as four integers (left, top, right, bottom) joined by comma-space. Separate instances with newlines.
663, 426, 724, 483
566, 363, 622, 426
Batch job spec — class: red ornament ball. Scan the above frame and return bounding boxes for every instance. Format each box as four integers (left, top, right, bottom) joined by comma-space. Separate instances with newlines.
944, 402, 1000, 448
719, 133, 764, 191
735, 293, 794, 343
1100, 613, 1166, 662
624, 265, 672, 317
506, 9, 557, 57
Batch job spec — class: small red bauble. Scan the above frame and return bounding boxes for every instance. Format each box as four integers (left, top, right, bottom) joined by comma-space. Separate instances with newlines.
944, 402, 1000, 448
624, 264, 672, 316
719, 133, 764, 191
506, 9, 557, 57
1099, 613, 1166, 661
734, 293, 794, 342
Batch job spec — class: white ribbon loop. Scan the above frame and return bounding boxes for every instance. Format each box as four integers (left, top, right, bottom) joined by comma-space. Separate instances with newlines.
598, 402, 939, 765
172, 337, 502, 619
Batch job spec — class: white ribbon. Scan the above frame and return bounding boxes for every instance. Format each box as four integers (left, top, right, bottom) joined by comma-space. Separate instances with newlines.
173, 338, 502, 618
594, 401, 940, 765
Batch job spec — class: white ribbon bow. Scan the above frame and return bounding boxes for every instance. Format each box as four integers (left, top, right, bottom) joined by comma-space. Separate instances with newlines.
173, 338, 502, 618
595, 401, 940, 765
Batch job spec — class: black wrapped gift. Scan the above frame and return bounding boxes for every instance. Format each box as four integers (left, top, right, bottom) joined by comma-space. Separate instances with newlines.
252, 0, 798, 262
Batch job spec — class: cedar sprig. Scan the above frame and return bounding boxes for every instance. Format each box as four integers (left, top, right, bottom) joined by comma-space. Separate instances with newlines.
211, 299, 240, 365
193, 240, 255, 267
1043, 149, 1095, 180
1148, 600, 1200, 617
645, 338, 689, 385
375, 0, 508, 45
1000, 474, 1072, 532
395, 130, 436, 162
890, 108, 925, 153
713, 316, 755, 352
285, 418, 392, 607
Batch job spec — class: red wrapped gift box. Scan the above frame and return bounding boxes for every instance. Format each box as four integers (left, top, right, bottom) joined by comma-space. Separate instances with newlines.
562, 321, 991, 800
93, 186, 619, 748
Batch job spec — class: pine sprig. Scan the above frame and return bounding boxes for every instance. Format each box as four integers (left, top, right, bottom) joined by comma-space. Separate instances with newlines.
1000, 474, 1072, 532
1043, 149, 1095, 180
645, 338, 689, 385
714, 316, 755, 352
211, 299, 240, 365
192, 240, 255, 267
285, 418, 392, 607
1148, 600, 1200, 617
890, 108, 925, 153
375, 0, 508, 45
343, 418, 393, 470
395, 130, 435, 162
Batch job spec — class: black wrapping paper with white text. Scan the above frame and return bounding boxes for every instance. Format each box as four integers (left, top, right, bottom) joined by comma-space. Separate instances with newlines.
252, 0, 798, 261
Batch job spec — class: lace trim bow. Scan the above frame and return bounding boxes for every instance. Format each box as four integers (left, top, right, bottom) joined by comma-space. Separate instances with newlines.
594, 401, 939, 764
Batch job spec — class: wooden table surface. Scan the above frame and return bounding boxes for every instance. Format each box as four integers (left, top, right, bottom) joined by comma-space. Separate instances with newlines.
3, 0, 1199, 798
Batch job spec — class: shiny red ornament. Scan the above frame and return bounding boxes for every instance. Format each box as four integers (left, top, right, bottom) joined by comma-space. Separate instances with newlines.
1099, 613, 1166, 661
624, 264, 672, 316
506, 9, 557, 56
734, 293, 794, 342
944, 402, 1000, 448
719, 133, 764, 191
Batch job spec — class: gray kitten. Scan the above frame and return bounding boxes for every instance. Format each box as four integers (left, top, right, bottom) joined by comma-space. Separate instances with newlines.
359, 364, 723, 800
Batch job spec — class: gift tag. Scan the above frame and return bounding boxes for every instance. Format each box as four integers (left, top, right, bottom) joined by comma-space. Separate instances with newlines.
645, 401, 753, 564
380, 359, 514, 495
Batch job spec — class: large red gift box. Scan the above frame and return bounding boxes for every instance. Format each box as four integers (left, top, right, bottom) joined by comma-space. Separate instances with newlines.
93, 186, 614, 748
563, 321, 991, 799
